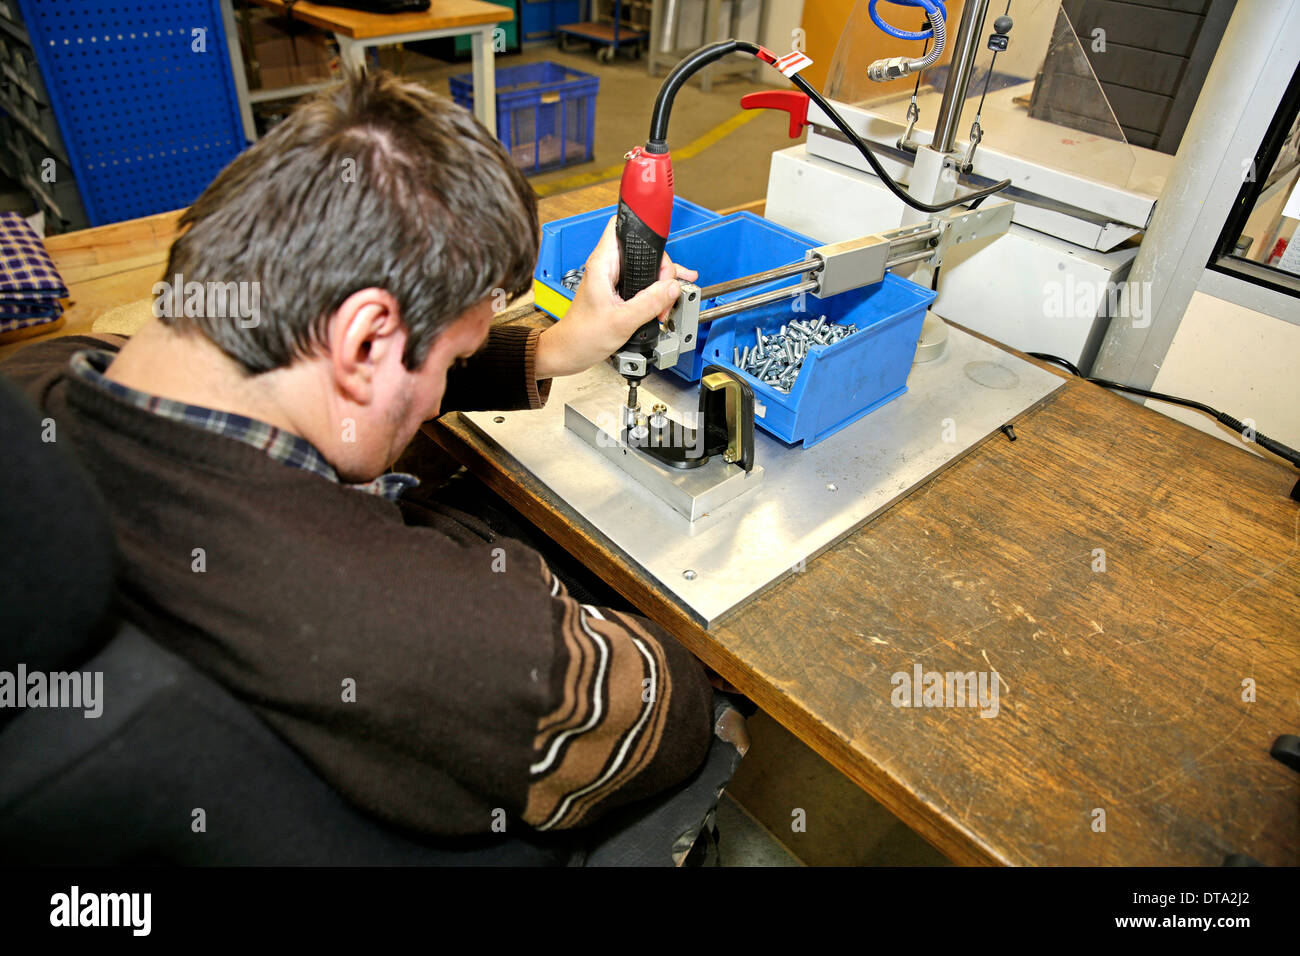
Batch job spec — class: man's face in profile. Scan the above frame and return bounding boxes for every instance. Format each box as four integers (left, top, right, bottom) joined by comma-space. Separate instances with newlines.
375, 298, 493, 473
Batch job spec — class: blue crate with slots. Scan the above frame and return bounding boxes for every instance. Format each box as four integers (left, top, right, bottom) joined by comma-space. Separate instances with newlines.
451, 61, 598, 175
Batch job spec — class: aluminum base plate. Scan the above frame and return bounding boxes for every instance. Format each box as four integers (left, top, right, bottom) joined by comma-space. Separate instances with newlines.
463, 326, 1064, 626
564, 385, 764, 522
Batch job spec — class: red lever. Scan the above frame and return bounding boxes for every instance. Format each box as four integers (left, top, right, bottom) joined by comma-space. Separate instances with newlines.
740, 90, 811, 139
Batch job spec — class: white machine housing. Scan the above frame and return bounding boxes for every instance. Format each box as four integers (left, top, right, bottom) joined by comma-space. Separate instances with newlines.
765, 73, 1176, 368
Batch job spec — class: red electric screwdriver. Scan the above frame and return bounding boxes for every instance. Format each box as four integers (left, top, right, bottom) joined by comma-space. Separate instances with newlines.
613, 145, 675, 417
612, 41, 769, 419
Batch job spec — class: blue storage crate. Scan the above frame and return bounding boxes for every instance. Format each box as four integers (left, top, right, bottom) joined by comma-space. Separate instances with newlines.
654, 213, 820, 382
534, 196, 719, 320
703, 273, 937, 448
538, 202, 933, 446
451, 61, 597, 174
535, 208, 815, 381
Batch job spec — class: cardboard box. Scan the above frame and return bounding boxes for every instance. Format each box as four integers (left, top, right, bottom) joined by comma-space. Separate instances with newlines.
243, 14, 337, 90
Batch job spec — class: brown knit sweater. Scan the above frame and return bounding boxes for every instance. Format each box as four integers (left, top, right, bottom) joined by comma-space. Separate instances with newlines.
2, 331, 714, 837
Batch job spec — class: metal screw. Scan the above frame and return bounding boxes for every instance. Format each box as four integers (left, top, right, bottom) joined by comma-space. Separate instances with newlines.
560, 267, 586, 293
826, 482, 838, 491
683, 569, 697, 580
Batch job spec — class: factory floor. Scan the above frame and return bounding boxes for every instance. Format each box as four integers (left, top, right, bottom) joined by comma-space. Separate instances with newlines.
372, 41, 799, 213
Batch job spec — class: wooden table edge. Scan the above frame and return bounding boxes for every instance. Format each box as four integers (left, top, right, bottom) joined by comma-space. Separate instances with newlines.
240, 0, 514, 39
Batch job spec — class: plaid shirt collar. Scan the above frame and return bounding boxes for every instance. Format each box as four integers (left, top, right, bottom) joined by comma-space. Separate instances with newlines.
70, 350, 418, 501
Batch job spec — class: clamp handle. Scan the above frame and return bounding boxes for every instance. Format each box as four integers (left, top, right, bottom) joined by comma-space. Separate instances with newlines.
740, 90, 811, 140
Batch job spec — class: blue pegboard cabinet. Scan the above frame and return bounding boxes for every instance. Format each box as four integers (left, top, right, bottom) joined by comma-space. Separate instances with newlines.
10, 0, 247, 228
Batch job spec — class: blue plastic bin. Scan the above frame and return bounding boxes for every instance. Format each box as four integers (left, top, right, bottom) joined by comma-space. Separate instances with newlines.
537, 204, 934, 447
702, 273, 937, 448
533, 196, 719, 320
654, 213, 820, 381
451, 61, 597, 174
535, 207, 814, 381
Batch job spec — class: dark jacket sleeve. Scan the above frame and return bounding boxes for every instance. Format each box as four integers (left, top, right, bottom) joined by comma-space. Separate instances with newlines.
438, 325, 553, 414
521, 560, 715, 831
386, 499, 715, 834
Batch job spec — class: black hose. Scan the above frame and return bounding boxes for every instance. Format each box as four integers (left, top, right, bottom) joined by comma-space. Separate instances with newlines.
1029, 352, 1300, 470
788, 72, 1012, 213
648, 40, 761, 148
645, 40, 1012, 212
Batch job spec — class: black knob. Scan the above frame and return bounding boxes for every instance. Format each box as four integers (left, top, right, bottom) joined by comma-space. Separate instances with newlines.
993, 15, 1013, 34
1271, 733, 1300, 772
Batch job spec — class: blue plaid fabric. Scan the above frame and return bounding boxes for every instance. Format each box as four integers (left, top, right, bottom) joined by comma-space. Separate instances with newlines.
70, 350, 419, 501
0, 211, 67, 333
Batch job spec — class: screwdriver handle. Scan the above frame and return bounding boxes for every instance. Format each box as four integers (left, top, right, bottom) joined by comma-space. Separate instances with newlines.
617, 201, 668, 351
615, 146, 675, 356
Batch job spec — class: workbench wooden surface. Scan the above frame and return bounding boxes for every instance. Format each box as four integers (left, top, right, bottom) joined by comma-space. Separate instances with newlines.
431, 185, 1300, 867
241, 0, 512, 39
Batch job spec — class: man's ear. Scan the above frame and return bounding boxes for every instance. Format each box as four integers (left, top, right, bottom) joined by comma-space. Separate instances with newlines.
326, 288, 405, 405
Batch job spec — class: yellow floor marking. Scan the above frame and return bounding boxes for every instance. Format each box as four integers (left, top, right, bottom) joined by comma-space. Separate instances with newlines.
532, 109, 764, 197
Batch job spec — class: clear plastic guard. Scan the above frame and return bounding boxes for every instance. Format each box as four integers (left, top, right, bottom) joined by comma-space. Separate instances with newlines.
825, 0, 1141, 193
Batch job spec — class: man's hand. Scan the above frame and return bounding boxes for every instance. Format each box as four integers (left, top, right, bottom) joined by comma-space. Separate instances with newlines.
534, 217, 698, 380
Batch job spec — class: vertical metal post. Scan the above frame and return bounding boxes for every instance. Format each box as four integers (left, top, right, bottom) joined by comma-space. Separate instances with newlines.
931, 0, 991, 154
220, 0, 258, 143
471, 24, 497, 133
334, 34, 367, 75
1092, 0, 1300, 385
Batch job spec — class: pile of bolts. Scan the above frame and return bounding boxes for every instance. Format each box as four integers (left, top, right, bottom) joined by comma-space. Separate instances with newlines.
560, 267, 586, 293
732, 316, 858, 393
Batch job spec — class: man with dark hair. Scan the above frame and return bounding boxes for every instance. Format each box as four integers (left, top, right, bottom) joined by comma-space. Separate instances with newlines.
2, 70, 729, 858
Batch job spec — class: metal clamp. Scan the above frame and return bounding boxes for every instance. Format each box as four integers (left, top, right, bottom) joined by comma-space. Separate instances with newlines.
650, 209, 1010, 341
653, 282, 701, 369
808, 235, 890, 298
929, 199, 1014, 266
898, 99, 921, 153
959, 119, 983, 173
615, 351, 648, 378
